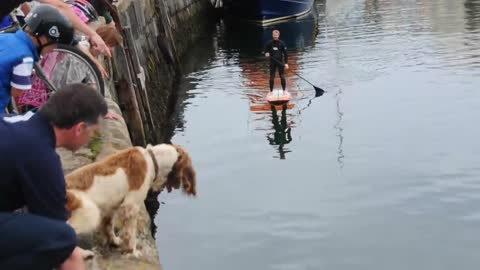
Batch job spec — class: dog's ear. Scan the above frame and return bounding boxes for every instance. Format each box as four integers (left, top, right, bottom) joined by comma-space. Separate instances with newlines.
146, 144, 153, 150
174, 145, 197, 196
165, 145, 197, 196
181, 161, 197, 196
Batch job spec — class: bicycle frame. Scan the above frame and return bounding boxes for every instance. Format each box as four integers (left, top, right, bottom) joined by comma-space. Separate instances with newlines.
33, 62, 59, 92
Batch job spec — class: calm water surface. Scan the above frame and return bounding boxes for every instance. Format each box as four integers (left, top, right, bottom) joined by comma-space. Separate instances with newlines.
156, 0, 480, 269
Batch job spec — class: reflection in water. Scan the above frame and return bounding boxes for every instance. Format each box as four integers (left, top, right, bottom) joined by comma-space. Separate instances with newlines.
364, 0, 381, 25
465, 0, 480, 32
267, 104, 292, 160
334, 88, 344, 169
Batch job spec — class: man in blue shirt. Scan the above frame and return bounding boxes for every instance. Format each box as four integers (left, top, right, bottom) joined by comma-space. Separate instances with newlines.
0, 4, 74, 113
0, 83, 108, 270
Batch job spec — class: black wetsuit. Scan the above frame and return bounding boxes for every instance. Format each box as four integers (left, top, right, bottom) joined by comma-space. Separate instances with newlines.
264, 39, 288, 91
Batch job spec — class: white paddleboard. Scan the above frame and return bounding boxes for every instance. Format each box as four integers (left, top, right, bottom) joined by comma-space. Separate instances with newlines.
267, 90, 292, 105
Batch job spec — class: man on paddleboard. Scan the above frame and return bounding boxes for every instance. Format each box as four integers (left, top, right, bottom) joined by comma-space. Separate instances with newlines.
264, 29, 289, 92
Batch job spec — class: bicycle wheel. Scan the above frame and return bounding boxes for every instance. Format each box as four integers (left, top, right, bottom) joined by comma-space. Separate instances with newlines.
47, 44, 105, 96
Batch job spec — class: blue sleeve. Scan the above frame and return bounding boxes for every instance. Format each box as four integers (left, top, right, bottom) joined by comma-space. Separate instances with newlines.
17, 147, 68, 221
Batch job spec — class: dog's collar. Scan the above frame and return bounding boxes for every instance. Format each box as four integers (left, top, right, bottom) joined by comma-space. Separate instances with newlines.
147, 148, 159, 180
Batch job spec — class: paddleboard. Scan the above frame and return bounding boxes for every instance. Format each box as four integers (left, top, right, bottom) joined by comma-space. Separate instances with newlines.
267, 90, 292, 105
250, 103, 295, 112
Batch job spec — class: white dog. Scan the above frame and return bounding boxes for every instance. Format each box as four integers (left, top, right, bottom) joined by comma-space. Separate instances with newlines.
65, 144, 196, 257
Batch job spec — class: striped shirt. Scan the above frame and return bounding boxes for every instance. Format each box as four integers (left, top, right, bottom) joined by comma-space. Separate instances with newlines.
11, 56, 34, 90
0, 30, 39, 113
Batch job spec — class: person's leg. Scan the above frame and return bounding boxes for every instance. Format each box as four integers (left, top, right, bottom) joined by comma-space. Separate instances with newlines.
278, 64, 286, 91
0, 212, 77, 270
269, 61, 277, 92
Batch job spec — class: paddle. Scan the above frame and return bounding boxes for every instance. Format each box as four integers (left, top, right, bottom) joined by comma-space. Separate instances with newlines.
270, 57, 325, 97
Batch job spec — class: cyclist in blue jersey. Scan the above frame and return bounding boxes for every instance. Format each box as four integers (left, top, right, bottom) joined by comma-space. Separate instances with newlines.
0, 0, 110, 57
0, 4, 74, 113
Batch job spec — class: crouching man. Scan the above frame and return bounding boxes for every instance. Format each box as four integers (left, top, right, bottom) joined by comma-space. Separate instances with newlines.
0, 83, 108, 270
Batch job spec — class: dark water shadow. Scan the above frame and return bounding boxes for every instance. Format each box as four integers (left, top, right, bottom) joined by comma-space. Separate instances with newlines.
267, 104, 293, 159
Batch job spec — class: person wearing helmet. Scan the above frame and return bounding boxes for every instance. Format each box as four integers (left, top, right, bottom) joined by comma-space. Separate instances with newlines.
0, 4, 74, 113
0, 0, 111, 57
15, 25, 123, 113
24, 4, 75, 51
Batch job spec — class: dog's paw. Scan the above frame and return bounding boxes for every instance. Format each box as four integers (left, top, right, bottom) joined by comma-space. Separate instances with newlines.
125, 249, 142, 258
110, 236, 122, 246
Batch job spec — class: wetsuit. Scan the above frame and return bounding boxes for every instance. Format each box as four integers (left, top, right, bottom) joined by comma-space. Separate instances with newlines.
264, 39, 288, 91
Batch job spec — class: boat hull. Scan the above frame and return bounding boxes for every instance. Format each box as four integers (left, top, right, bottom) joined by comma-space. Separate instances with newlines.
223, 0, 315, 24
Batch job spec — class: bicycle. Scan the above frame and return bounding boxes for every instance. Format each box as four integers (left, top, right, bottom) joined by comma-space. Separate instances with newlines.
0, 9, 105, 113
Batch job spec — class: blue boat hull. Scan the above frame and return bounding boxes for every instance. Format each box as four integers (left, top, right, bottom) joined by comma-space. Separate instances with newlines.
218, 4, 319, 62
223, 0, 315, 23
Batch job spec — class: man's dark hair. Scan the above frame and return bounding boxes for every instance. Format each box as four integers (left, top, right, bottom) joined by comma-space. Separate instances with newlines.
39, 84, 108, 129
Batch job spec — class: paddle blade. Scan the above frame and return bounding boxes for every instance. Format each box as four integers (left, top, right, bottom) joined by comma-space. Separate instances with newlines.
314, 86, 325, 97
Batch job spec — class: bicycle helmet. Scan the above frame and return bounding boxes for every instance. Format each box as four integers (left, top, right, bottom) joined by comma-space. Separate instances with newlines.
24, 4, 74, 45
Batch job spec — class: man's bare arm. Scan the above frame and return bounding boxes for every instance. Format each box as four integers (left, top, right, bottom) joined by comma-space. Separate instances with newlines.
36, 0, 111, 57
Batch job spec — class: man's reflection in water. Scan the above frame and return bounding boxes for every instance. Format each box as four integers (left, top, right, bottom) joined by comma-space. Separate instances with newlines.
267, 104, 292, 159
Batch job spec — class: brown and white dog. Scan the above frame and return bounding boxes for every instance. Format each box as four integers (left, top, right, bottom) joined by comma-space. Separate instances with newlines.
65, 144, 196, 257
